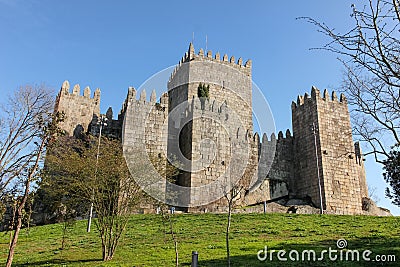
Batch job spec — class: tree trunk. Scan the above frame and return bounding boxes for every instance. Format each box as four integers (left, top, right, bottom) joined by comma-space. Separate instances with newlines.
174, 240, 179, 267
226, 200, 232, 267
101, 238, 114, 261
6, 140, 45, 267
102, 243, 107, 261
170, 219, 179, 267
8, 201, 17, 247
6, 177, 31, 267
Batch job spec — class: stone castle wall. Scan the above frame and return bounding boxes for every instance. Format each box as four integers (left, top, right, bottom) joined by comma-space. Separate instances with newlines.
121, 87, 169, 203
182, 98, 253, 207
54, 80, 100, 136
122, 87, 169, 159
53, 43, 370, 215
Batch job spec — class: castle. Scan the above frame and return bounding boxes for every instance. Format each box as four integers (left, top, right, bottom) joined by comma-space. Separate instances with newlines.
54, 43, 376, 215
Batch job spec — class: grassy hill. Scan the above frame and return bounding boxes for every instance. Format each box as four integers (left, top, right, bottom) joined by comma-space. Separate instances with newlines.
0, 213, 399, 266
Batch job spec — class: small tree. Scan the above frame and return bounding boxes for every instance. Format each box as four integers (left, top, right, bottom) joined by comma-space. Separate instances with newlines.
158, 204, 179, 267
155, 157, 181, 267
224, 184, 243, 267
43, 135, 142, 261
197, 83, 210, 110
197, 83, 210, 99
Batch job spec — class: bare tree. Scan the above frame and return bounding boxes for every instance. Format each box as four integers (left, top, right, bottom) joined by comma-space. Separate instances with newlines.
159, 204, 179, 267
368, 185, 381, 204
155, 157, 181, 267
1, 85, 63, 267
224, 184, 243, 267
301, 0, 400, 163
0, 85, 55, 193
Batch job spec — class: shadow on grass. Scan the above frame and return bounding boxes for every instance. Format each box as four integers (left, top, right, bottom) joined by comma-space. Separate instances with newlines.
197, 236, 399, 267
13, 258, 101, 267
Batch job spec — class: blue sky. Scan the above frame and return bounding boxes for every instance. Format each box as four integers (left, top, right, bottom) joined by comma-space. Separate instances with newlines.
0, 0, 398, 215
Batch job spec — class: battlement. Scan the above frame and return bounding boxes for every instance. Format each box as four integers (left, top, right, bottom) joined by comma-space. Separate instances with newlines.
291, 86, 348, 109
58, 80, 101, 101
169, 43, 251, 83
120, 87, 169, 115
184, 42, 251, 68
124, 87, 168, 105
254, 130, 293, 159
253, 130, 293, 146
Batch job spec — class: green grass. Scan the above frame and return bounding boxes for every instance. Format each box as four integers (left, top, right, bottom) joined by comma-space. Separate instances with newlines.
1, 213, 399, 266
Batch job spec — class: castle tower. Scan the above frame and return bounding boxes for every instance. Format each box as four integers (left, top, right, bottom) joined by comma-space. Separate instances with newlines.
167, 43, 253, 130
291, 87, 368, 214
167, 44, 254, 208
54, 80, 100, 136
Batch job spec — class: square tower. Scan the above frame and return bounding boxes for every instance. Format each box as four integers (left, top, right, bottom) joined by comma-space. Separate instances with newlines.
291, 87, 368, 214
166, 44, 254, 208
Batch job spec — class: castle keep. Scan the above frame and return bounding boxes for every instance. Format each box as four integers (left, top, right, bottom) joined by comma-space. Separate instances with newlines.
55, 43, 371, 215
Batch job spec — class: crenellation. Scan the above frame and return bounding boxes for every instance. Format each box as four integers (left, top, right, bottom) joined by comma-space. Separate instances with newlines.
332, 91, 338, 101
94, 88, 101, 102
140, 89, 146, 102
177, 44, 251, 72
61, 80, 70, 93
198, 48, 204, 56
340, 93, 347, 103
188, 42, 195, 60
254, 132, 260, 143
286, 129, 291, 138
150, 89, 157, 102
72, 84, 80, 95
161, 92, 168, 104
128, 86, 137, 101
83, 86, 91, 98
262, 132, 268, 143
106, 107, 113, 121
278, 131, 284, 140
323, 89, 329, 100
293, 87, 349, 110
311, 86, 320, 99
297, 95, 304, 106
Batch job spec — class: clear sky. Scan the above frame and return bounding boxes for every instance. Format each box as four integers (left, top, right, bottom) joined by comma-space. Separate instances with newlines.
0, 0, 398, 215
